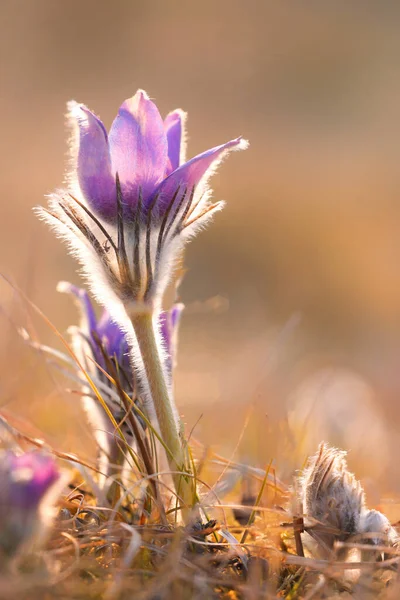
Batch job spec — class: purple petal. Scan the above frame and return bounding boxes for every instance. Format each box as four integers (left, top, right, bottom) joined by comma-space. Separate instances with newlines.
97, 311, 130, 371
59, 282, 132, 375
152, 137, 246, 212
71, 103, 117, 221
164, 109, 186, 175
57, 282, 97, 335
109, 90, 168, 208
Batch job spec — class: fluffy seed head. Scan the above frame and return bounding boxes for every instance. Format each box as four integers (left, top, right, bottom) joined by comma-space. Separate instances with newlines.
298, 443, 398, 556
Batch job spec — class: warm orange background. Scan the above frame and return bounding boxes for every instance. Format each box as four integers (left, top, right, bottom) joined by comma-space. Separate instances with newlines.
1, 1, 400, 499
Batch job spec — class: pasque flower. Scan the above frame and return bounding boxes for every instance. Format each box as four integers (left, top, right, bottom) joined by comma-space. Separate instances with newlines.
38, 89, 247, 517
0, 451, 61, 555
39, 90, 247, 313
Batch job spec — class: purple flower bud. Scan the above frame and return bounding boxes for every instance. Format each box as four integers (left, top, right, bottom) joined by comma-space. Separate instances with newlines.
58, 282, 131, 377
59, 282, 181, 383
38, 90, 248, 312
0, 451, 60, 555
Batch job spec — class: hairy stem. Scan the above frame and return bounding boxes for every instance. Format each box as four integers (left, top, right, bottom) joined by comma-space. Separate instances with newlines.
129, 311, 195, 521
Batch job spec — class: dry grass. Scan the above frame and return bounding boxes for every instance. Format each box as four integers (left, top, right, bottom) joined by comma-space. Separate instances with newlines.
0, 288, 396, 599
1, 404, 399, 599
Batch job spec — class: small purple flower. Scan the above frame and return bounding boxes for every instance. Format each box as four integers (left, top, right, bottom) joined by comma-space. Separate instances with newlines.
59, 282, 132, 378
39, 90, 248, 312
59, 281, 181, 382
0, 451, 60, 555
5, 452, 60, 510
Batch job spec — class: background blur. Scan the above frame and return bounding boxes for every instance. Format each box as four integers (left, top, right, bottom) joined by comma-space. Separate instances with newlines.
1, 1, 400, 498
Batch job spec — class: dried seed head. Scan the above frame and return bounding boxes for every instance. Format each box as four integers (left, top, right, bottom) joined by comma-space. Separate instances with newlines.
298, 443, 398, 556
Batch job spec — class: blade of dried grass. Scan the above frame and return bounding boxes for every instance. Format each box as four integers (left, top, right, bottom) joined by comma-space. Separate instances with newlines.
86, 356, 178, 467
190, 439, 287, 494
240, 458, 272, 544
